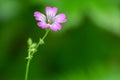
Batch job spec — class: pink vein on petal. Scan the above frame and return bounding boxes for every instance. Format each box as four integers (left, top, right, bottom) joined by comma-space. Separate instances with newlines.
55, 14, 67, 23
34, 11, 46, 22
46, 7, 58, 17
37, 22, 48, 28
50, 23, 62, 31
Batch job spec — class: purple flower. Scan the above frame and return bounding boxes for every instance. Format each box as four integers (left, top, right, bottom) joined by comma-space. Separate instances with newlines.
34, 6, 67, 31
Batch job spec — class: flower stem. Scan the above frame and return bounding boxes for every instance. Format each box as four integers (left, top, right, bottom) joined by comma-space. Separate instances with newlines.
42, 28, 50, 40
36, 28, 50, 48
25, 59, 31, 80
25, 28, 50, 80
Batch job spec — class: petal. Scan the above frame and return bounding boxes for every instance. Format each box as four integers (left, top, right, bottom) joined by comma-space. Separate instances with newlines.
37, 22, 49, 29
34, 11, 46, 22
46, 7, 58, 17
55, 14, 67, 23
50, 23, 62, 31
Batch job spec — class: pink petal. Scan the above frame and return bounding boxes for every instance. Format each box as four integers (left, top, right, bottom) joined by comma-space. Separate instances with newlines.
34, 11, 46, 22
55, 14, 67, 23
37, 22, 49, 28
50, 23, 62, 31
46, 7, 57, 17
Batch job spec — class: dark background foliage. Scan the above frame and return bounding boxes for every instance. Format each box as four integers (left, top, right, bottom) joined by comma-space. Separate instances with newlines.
0, 0, 120, 80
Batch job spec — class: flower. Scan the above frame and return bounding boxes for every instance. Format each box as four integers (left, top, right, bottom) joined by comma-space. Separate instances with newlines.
34, 6, 67, 31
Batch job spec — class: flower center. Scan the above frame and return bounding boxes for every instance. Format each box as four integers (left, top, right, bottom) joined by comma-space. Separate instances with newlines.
47, 20, 52, 24
47, 16, 55, 24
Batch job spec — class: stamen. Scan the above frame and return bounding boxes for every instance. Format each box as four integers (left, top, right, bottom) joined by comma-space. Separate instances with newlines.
47, 20, 51, 24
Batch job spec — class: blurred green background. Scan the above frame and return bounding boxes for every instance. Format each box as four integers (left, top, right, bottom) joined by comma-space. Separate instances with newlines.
0, 0, 120, 80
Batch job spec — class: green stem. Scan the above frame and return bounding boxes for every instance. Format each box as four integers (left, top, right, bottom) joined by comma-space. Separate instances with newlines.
25, 59, 31, 80
42, 28, 50, 40
25, 28, 50, 80
36, 28, 50, 48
